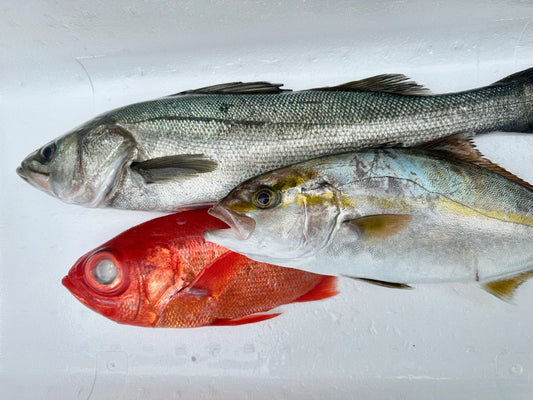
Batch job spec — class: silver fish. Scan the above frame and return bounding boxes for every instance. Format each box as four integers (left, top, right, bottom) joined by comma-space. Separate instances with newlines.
17, 68, 533, 211
205, 138, 533, 300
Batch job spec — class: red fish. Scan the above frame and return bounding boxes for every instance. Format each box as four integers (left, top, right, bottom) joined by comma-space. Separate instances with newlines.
62, 208, 337, 327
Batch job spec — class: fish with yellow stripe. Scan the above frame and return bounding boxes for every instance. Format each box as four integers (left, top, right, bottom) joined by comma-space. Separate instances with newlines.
205, 137, 533, 300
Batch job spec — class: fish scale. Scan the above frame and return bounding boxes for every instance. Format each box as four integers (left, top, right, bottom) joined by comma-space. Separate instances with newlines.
17, 69, 533, 210
206, 146, 533, 299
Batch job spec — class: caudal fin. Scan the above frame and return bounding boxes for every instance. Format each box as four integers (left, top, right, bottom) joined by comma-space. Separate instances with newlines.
491, 67, 533, 133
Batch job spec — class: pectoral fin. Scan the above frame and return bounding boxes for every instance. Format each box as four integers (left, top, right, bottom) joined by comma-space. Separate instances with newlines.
345, 214, 412, 242
131, 154, 217, 183
483, 270, 533, 302
344, 276, 413, 290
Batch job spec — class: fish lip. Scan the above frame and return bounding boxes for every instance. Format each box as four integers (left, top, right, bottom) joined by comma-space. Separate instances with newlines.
208, 205, 255, 240
16, 166, 28, 181
17, 163, 50, 187
62, 274, 90, 307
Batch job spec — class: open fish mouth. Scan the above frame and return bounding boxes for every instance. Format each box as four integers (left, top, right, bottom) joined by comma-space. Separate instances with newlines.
208, 205, 255, 240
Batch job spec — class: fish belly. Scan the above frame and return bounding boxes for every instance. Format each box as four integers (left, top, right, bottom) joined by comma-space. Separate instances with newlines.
308, 210, 533, 284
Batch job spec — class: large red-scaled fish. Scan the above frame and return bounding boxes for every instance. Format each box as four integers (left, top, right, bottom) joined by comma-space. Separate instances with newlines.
62, 208, 337, 327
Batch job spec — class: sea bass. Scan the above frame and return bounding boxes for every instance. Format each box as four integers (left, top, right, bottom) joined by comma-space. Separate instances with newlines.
62, 208, 337, 327
18, 68, 533, 211
205, 139, 533, 300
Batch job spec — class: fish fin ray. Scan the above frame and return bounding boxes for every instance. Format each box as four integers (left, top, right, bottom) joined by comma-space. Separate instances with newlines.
211, 313, 282, 326
483, 270, 533, 302
343, 276, 413, 289
313, 74, 431, 95
345, 214, 412, 242
183, 252, 239, 295
293, 275, 339, 302
131, 154, 217, 183
419, 134, 533, 190
172, 81, 289, 95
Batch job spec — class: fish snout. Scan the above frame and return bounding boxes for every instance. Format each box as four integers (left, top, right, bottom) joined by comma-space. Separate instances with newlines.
208, 205, 256, 240
16, 157, 52, 192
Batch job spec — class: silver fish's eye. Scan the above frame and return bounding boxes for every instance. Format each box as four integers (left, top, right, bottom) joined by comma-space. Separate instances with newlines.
92, 258, 118, 285
39, 142, 57, 163
252, 187, 278, 209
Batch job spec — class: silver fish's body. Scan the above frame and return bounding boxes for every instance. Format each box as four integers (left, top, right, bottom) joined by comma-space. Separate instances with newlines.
17, 69, 533, 211
206, 147, 533, 296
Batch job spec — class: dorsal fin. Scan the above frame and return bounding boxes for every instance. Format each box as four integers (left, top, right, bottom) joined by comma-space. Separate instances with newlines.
418, 134, 533, 191
312, 74, 431, 96
173, 81, 289, 96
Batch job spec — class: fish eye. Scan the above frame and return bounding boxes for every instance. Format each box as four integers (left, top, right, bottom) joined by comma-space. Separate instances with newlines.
39, 143, 57, 163
252, 187, 279, 209
93, 258, 118, 285
84, 250, 126, 294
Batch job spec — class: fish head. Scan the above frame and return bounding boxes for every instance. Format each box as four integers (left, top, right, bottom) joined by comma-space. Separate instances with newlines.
62, 209, 229, 327
62, 246, 151, 325
206, 166, 342, 264
17, 121, 137, 207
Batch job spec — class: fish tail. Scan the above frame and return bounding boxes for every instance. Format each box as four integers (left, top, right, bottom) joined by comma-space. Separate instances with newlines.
491, 67, 533, 133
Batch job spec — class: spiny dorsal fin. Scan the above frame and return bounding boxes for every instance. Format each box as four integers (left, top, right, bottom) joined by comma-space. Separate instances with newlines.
483, 270, 533, 302
344, 276, 413, 290
345, 214, 412, 243
131, 154, 217, 183
418, 134, 533, 191
313, 74, 431, 96
173, 81, 289, 95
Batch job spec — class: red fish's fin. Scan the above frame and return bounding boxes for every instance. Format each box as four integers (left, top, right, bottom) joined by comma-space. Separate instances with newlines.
344, 276, 413, 290
483, 270, 533, 302
183, 251, 240, 296
293, 275, 339, 303
419, 134, 533, 190
345, 214, 412, 243
211, 313, 282, 326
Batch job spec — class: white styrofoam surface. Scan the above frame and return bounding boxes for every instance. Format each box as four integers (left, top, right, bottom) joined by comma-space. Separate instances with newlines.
1, 1, 533, 399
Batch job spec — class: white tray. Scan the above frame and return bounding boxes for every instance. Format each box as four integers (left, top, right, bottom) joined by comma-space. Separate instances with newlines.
2, 1, 532, 399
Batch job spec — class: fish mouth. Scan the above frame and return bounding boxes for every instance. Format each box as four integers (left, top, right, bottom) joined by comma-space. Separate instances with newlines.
208, 205, 255, 240
16, 163, 51, 191
62, 274, 91, 307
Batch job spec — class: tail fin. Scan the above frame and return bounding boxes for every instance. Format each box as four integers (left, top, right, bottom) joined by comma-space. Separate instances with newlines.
491, 67, 533, 133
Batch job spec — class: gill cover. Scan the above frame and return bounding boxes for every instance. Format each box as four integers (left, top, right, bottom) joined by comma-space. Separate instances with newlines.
75, 124, 137, 207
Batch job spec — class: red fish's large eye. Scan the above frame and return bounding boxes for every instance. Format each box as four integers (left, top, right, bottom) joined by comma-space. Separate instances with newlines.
84, 251, 126, 294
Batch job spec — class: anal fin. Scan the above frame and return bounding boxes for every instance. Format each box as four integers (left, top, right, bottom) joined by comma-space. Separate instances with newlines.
483, 270, 533, 301
211, 313, 282, 326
